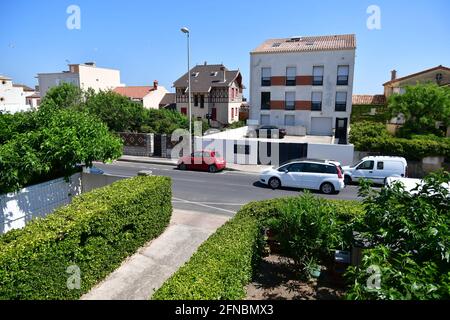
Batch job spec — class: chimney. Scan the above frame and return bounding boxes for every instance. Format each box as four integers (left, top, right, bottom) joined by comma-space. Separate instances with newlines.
153, 80, 158, 90
220, 66, 226, 82
391, 70, 397, 81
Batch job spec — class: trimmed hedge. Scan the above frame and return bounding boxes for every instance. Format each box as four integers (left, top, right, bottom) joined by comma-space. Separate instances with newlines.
0, 176, 172, 300
152, 196, 363, 300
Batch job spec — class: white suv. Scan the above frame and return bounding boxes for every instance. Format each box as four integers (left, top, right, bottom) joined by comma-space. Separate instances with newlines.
259, 159, 345, 194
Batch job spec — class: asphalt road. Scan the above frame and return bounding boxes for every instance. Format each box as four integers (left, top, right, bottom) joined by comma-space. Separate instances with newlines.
93, 161, 365, 216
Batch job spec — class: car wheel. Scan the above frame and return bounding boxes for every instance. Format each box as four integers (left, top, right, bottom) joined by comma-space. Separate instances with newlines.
178, 163, 187, 170
208, 165, 218, 173
268, 177, 281, 190
320, 182, 335, 195
344, 175, 352, 185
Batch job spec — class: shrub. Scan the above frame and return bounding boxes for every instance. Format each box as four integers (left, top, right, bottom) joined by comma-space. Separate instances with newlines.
152, 195, 363, 300
0, 176, 172, 300
152, 212, 261, 300
345, 171, 450, 300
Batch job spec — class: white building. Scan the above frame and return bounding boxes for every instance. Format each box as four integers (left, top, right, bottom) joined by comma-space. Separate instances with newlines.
173, 63, 244, 127
37, 62, 123, 98
249, 34, 356, 143
113, 81, 169, 109
0, 76, 36, 113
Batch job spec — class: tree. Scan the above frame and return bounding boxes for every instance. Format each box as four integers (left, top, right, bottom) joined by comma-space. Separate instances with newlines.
387, 83, 450, 137
39, 83, 84, 112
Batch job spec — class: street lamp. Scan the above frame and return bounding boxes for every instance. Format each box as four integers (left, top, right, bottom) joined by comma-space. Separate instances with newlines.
181, 27, 192, 155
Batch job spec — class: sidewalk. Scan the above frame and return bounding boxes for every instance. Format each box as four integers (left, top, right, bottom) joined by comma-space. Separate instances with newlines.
81, 209, 230, 300
118, 155, 271, 174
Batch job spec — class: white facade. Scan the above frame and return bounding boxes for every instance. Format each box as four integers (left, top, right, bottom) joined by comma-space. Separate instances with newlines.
143, 86, 169, 109
249, 47, 355, 139
0, 77, 33, 113
38, 63, 122, 98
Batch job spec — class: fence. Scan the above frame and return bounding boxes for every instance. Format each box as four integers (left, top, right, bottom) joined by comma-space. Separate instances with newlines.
118, 132, 154, 157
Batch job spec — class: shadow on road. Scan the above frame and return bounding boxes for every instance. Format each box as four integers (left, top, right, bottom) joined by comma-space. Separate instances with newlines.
252, 181, 322, 194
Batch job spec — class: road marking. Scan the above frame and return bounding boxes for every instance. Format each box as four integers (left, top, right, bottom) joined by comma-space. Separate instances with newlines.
172, 200, 245, 206
172, 197, 236, 214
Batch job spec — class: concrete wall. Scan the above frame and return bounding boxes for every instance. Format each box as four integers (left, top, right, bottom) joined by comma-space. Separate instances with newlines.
308, 143, 354, 166
0, 172, 126, 235
0, 173, 82, 234
249, 49, 355, 134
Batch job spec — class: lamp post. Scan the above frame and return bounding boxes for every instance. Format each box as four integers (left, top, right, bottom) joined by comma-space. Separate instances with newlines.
181, 27, 192, 155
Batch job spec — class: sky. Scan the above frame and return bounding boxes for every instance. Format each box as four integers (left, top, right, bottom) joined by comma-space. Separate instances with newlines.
1, 0, 449, 96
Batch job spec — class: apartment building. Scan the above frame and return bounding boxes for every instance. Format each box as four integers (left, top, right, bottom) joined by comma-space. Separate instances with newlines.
37, 62, 122, 98
173, 63, 244, 127
249, 34, 356, 143
0, 75, 37, 113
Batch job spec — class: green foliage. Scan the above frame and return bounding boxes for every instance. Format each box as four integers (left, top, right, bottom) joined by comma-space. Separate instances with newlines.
39, 83, 84, 112
387, 83, 450, 137
345, 171, 450, 300
349, 121, 450, 160
224, 120, 246, 130
152, 195, 363, 300
351, 105, 389, 124
152, 213, 262, 300
0, 109, 123, 193
0, 176, 172, 300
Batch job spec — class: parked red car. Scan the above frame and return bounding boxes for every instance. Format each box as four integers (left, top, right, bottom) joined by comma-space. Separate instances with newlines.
177, 150, 226, 173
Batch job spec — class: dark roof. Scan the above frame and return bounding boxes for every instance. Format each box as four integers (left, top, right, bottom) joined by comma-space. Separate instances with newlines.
173, 64, 243, 92
383, 65, 450, 86
251, 34, 356, 54
352, 94, 386, 105
159, 93, 176, 105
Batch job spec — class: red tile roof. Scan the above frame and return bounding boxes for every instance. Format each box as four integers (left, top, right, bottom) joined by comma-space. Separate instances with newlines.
251, 34, 356, 54
352, 94, 386, 105
113, 86, 155, 99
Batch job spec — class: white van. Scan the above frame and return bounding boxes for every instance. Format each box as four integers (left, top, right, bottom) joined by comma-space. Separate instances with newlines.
342, 156, 407, 185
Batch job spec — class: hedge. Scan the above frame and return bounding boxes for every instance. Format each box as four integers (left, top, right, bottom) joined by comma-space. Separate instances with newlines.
152, 196, 363, 300
0, 176, 172, 300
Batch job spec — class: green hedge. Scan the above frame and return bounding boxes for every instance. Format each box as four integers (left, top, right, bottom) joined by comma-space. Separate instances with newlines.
0, 176, 172, 300
152, 196, 363, 300
351, 104, 388, 123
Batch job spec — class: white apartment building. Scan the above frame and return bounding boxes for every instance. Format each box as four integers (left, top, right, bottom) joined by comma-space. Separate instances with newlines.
0, 76, 36, 113
249, 34, 356, 143
173, 63, 244, 127
37, 62, 122, 98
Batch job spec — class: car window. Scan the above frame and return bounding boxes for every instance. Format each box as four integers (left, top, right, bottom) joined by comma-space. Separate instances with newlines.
288, 163, 304, 172
357, 160, 374, 170
302, 163, 325, 173
324, 165, 338, 174
202, 151, 211, 158
277, 164, 290, 172
213, 152, 221, 158
377, 161, 384, 170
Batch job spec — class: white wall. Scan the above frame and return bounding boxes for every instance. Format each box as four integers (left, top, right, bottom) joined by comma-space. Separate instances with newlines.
38, 72, 80, 98
307, 143, 354, 166
249, 49, 355, 134
143, 86, 169, 109
0, 173, 82, 234
78, 65, 122, 93
0, 79, 31, 113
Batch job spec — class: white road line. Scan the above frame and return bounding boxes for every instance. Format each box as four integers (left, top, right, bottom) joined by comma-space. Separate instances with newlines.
172, 200, 245, 206
172, 197, 236, 214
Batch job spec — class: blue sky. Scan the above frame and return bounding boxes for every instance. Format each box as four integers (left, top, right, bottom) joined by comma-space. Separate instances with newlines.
1, 0, 449, 95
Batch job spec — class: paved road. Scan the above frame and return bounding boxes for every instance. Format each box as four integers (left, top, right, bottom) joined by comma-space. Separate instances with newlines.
93, 161, 365, 216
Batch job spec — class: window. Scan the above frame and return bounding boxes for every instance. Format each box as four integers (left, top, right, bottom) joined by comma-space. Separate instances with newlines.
234, 144, 250, 155
231, 108, 234, 118
261, 67, 271, 86
260, 114, 270, 125
337, 65, 349, 85
302, 163, 326, 173
261, 92, 271, 110
377, 161, 384, 170
286, 67, 296, 86
313, 66, 324, 85
285, 92, 295, 110
324, 165, 338, 174
311, 92, 322, 111
194, 95, 199, 106
200, 95, 205, 108
287, 163, 304, 172
335, 92, 347, 111
357, 160, 374, 170
284, 115, 295, 126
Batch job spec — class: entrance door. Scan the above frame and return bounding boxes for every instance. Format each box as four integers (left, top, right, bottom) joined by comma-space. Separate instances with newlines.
211, 108, 217, 121
335, 118, 348, 144
181, 107, 187, 115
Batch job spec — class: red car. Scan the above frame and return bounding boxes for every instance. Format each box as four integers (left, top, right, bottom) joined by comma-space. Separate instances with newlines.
177, 150, 226, 173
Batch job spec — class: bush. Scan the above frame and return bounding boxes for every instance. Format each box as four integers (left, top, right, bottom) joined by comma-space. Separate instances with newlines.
0, 176, 172, 300
349, 121, 450, 160
152, 212, 261, 300
345, 171, 450, 300
152, 195, 363, 300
